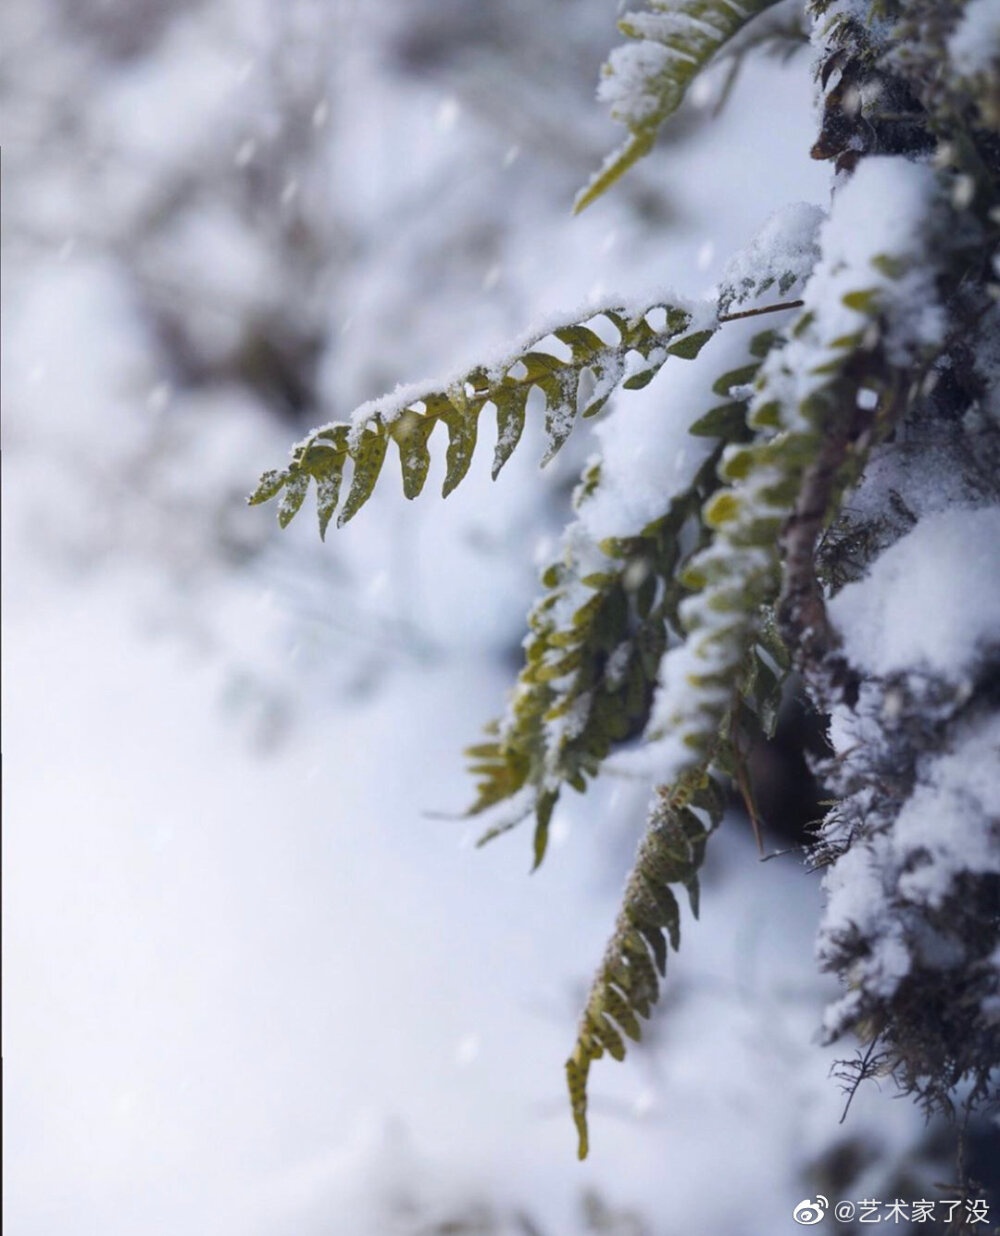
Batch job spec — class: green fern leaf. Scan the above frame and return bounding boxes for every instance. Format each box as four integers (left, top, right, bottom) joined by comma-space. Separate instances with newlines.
391, 410, 436, 501
249, 300, 715, 531
277, 470, 309, 529
567, 766, 725, 1158
338, 429, 388, 527
576, 0, 784, 212
491, 386, 530, 478
466, 327, 777, 868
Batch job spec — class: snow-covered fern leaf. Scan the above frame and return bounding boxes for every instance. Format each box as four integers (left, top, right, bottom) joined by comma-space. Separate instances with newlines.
576, 0, 785, 212
468, 330, 777, 868
249, 301, 715, 534
566, 764, 725, 1158
468, 448, 718, 868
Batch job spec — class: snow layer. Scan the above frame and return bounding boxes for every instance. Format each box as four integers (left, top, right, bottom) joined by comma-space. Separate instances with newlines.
828, 507, 1000, 681
580, 312, 782, 541
895, 713, 1000, 909
757, 157, 946, 435
949, 0, 1000, 78
719, 201, 825, 308
819, 703, 1000, 1016
821, 836, 911, 997
600, 40, 684, 126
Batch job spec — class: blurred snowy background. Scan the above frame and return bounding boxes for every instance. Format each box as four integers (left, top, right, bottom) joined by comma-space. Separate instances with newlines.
2, 2, 987, 1233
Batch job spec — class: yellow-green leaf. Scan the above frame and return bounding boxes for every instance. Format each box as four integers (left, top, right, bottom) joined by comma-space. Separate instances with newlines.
338, 431, 389, 526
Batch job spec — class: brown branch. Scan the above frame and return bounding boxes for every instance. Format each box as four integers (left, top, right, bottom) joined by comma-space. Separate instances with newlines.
730, 714, 765, 856
774, 375, 886, 711
734, 749, 765, 857
717, 298, 804, 323
776, 411, 852, 668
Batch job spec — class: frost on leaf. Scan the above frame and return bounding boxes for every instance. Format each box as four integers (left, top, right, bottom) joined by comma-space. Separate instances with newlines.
575, 0, 785, 212
249, 298, 715, 530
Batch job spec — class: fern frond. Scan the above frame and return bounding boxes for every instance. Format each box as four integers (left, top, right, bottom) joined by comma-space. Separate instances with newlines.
567, 763, 725, 1159
467, 333, 777, 867
575, 0, 785, 213
249, 301, 715, 534
467, 484, 700, 868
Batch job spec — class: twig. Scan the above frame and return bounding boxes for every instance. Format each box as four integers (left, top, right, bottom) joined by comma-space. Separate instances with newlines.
732, 742, 765, 857
836, 1036, 885, 1124
718, 298, 804, 323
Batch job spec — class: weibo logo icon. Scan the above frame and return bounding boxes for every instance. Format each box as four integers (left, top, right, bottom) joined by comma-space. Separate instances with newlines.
793, 1195, 829, 1225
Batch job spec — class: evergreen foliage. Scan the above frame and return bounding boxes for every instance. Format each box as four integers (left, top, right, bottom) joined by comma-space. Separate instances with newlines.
254, 0, 1000, 1164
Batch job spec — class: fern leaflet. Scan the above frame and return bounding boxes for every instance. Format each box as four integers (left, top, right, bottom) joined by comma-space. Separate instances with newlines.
575, 0, 785, 213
